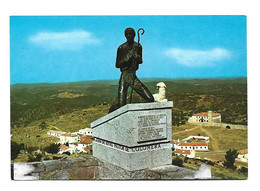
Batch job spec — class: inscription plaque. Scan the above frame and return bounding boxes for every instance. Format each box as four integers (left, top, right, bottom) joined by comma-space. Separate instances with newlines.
137, 114, 167, 143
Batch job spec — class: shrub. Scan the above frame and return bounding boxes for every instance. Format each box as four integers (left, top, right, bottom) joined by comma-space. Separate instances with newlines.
206, 160, 215, 166
26, 145, 38, 153
28, 153, 43, 162
63, 151, 71, 156
172, 156, 183, 167
43, 143, 61, 154
239, 167, 248, 173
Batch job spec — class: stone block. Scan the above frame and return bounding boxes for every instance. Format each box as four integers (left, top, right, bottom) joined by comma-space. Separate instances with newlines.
81, 156, 99, 167
60, 158, 77, 169
74, 157, 87, 167
39, 170, 68, 180
91, 102, 173, 171
147, 165, 196, 179
29, 162, 45, 173
42, 160, 61, 172
98, 160, 133, 179
67, 166, 99, 180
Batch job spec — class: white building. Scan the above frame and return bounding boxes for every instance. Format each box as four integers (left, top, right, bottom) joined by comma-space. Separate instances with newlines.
174, 149, 195, 158
78, 128, 93, 136
58, 145, 75, 154
177, 142, 208, 151
69, 135, 93, 152
236, 149, 248, 163
47, 130, 65, 137
60, 133, 80, 144
182, 136, 209, 142
188, 111, 221, 123
69, 135, 93, 153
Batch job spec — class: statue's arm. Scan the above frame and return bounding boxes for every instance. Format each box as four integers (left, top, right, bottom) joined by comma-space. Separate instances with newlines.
116, 47, 131, 68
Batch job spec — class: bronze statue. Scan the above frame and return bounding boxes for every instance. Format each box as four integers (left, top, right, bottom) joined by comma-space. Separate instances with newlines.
115, 27, 154, 109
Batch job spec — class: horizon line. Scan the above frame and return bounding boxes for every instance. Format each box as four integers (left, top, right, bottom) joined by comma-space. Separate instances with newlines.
10, 76, 247, 86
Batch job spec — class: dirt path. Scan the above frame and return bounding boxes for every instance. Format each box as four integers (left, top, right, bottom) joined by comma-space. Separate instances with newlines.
198, 126, 220, 151
49, 126, 62, 131
174, 126, 199, 135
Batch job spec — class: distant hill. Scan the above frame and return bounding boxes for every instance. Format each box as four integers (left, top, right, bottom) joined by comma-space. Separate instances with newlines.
10, 77, 247, 128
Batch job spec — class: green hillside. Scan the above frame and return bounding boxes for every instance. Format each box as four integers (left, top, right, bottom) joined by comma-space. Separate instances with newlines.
11, 77, 247, 129
10, 78, 248, 179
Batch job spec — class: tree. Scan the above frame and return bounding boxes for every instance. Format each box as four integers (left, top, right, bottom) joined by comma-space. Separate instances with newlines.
224, 149, 238, 170
44, 143, 61, 154
39, 121, 47, 130
11, 141, 22, 160
172, 115, 180, 126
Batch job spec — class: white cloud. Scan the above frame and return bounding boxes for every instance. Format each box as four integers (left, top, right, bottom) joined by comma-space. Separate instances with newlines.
29, 29, 100, 50
164, 47, 231, 67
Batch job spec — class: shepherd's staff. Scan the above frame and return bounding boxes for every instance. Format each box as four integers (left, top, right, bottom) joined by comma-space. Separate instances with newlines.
129, 28, 145, 103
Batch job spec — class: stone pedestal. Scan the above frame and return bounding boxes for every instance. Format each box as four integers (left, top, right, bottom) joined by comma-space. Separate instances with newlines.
91, 101, 173, 171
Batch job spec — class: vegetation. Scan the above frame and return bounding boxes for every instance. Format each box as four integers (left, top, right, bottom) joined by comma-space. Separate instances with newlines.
224, 149, 238, 170
11, 125, 60, 149
172, 155, 184, 167
239, 166, 248, 173
174, 155, 248, 179
39, 121, 48, 130
11, 78, 247, 129
43, 143, 61, 154
11, 141, 23, 160
10, 78, 247, 179
28, 153, 43, 162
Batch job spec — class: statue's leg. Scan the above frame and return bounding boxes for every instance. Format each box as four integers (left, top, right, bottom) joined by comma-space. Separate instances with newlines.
118, 74, 129, 107
132, 77, 154, 102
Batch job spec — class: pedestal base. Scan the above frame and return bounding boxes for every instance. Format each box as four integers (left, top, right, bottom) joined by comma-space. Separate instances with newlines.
93, 141, 172, 171
91, 102, 173, 171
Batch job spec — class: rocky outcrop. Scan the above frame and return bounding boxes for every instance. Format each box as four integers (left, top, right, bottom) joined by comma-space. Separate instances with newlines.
13, 156, 208, 180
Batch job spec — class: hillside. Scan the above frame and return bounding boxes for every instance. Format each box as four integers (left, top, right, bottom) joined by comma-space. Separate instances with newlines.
11, 77, 247, 129
11, 77, 248, 179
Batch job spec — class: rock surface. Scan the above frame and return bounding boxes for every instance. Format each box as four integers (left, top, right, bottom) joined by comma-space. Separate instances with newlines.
13, 156, 205, 180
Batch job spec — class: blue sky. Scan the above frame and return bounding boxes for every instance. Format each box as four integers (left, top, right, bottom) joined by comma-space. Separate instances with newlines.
10, 16, 247, 84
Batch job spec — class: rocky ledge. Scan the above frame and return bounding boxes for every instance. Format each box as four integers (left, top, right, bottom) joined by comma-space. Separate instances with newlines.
13, 156, 211, 180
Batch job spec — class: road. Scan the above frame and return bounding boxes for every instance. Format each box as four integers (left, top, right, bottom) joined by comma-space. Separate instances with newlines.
198, 126, 220, 151
195, 151, 226, 156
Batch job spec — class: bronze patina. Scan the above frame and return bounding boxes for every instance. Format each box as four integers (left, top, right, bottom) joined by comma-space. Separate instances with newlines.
115, 27, 154, 109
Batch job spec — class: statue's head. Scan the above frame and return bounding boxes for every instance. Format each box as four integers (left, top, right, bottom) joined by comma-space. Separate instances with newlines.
124, 27, 135, 43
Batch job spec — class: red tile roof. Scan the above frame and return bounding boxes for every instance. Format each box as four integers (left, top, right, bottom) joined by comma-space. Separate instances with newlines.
193, 112, 220, 117
80, 135, 93, 144
179, 142, 208, 146
238, 149, 248, 155
83, 146, 92, 152
175, 149, 191, 155
60, 145, 70, 150
61, 133, 78, 137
